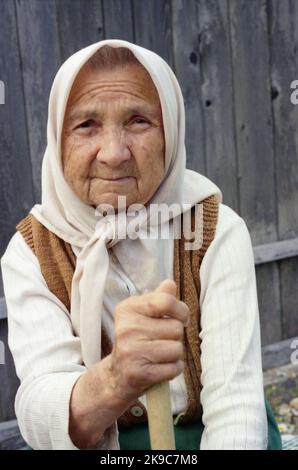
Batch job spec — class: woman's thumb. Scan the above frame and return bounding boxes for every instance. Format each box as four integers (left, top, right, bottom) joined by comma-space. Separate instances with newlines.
155, 279, 177, 296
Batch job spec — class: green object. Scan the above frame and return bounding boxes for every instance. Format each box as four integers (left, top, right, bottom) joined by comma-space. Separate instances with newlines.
119, 417, 204, 450
265, 398, 282, 450
119, 399, 282, 450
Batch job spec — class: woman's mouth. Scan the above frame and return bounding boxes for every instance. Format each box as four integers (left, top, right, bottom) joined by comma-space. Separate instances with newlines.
91, 176, 135, 184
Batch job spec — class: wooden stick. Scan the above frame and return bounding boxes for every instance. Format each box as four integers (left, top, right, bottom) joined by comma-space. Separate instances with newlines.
146, 381, 176, 450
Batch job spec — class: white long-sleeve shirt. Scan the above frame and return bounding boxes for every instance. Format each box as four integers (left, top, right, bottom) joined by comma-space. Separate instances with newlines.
0, 203, 268, 450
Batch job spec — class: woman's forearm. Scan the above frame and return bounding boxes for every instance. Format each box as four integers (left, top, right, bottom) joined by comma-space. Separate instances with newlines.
69, 354, 132, 449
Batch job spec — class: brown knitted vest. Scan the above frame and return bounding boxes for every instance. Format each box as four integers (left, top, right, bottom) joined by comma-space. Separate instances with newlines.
16, 195, 219, 427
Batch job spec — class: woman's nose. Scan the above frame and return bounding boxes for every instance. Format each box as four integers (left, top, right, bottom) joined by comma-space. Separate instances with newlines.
95, 128, 131, 166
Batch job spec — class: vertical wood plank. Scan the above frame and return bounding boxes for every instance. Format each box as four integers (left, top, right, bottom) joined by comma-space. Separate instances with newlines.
0, 318, 19, 421
229, 0, 281, 345
133, 0, 174, 66
268, 0, 298, 339
103, 0, 134, 41
197, 0, 238, 210
255, 263, 282, 345
56, 0, 104, 62
172, 0, 205, 173
15, 0, 61, 202
229, 0, 276, 241
0, 0, 35, 256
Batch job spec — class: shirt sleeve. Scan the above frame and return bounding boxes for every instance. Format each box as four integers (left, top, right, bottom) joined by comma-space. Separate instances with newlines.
198, 204, 268, 450
0, 231, 116, 450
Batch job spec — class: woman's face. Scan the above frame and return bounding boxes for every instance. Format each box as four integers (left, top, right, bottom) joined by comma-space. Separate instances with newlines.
61, 62, 165, 209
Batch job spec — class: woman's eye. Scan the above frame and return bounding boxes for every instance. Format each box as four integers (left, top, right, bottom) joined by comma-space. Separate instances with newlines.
131, 117, 148, 125
77, 120, 95, 129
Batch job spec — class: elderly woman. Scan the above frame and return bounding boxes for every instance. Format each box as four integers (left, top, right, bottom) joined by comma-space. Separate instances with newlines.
1, 39, 281, 450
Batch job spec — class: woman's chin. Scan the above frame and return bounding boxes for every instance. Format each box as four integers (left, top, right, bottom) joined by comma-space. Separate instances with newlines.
90, 192, 135, 210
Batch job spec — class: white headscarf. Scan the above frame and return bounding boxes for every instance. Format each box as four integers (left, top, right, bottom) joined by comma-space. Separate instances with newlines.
30, 39, 222, 371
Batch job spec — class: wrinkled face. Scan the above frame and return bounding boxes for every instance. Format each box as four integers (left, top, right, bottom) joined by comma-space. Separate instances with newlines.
61, 61, 165, 209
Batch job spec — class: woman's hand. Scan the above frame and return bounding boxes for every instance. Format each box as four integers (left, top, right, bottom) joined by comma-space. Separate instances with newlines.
108, 280, 190, 403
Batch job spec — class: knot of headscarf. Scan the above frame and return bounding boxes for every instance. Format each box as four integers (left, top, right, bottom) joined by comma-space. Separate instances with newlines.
94, 214, 118, 248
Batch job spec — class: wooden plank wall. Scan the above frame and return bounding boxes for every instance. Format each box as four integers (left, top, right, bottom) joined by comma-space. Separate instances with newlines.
0, 0, 297, 421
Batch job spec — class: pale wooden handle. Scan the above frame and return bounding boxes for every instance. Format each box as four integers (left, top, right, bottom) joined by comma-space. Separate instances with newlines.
146, 381, 176, 450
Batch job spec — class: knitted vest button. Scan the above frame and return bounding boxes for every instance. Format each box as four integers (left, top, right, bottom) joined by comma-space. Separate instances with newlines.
130, 406, 144, 417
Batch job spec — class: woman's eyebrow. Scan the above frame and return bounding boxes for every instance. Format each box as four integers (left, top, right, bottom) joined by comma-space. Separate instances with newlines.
68, 103, 159, 124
